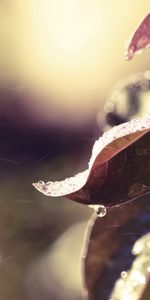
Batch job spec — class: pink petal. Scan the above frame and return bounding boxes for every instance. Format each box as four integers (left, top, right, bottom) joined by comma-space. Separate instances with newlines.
125, 13, 150, 60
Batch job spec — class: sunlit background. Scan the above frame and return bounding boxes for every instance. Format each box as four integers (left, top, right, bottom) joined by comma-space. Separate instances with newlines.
1, 0, 150, 122
0, 1, 150, 300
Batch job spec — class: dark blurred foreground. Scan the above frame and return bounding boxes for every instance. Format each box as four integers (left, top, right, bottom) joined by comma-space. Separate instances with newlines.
0, 84, 97, 300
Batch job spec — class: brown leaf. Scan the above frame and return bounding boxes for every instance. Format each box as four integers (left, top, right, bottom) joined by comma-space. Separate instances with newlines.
125, 13, 150, 60
82, 194, 150, 300
33, 114, 150, 207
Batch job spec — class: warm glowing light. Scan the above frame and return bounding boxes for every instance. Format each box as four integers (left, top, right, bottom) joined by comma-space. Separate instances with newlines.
2, 1, 150, 120
29, 0, 107, 104
18, 1, 150, 107
38, 0, 104, 51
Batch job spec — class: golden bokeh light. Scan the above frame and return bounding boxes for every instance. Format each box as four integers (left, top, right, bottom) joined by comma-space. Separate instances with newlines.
1, 1, 150, 119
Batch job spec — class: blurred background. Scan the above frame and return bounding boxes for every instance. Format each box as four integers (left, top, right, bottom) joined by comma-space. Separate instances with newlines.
0, 1, 150, 300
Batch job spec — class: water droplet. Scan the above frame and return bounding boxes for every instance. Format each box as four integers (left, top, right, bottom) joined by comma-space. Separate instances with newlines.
38, 180, 45, 186
121, 271, 127, 279
89, 204, 107, 217
96, 205, 107, 217
124, 47, 134, 61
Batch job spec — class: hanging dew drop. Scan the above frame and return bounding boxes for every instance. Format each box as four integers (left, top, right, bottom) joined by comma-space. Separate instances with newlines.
89, 204, 107, 217
125, 47, 134, 61
96, 205, 107, 217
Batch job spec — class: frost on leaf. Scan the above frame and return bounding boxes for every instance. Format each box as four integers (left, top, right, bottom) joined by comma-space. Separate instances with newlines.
33, 114, 150, 207
125, 13, 150, 60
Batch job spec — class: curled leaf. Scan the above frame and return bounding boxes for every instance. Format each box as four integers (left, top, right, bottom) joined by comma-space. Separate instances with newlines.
82, 194, 150, 300
33, 114, 150, 207
125, 13, 150, 60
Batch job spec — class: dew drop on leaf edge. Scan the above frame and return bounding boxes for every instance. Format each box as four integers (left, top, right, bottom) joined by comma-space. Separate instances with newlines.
97, 205, 107, 217
89, 204, 107, 218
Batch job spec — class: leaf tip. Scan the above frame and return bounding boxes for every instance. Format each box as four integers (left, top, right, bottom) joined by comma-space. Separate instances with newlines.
32, 181, 46, 194
124, 47, 135, 61
125, 13, 150, 61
